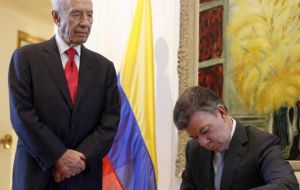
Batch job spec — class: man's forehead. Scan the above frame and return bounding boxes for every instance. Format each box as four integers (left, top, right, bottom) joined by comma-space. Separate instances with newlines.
188, 111, 214, 127
67, 0, 93, 9
191, 111, 213, 121
186, 117, 204, 132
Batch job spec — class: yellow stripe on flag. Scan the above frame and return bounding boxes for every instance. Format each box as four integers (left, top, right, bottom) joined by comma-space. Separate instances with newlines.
119, 0, 157, 182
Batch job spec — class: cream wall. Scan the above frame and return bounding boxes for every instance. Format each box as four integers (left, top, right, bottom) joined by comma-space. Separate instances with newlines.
0, 1, 53, 189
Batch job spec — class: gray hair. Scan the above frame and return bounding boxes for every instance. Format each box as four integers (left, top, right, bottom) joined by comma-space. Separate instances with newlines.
51, 0, 59, 11
51, 0, 93, 12
51, 0, 68, 12
173, 86, 228, 130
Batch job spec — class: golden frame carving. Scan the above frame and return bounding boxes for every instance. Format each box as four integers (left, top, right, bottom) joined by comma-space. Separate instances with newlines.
17, 30, 45, 48
176, 0, 199, 177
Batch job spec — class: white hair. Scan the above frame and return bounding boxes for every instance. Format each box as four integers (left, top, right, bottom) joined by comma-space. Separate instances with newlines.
52, 0, 93, 11
51, 0, 68, 12
51, 0, 59, 11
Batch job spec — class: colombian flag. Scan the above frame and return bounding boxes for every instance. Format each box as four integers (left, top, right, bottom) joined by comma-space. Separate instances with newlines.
102, 0, 158, 189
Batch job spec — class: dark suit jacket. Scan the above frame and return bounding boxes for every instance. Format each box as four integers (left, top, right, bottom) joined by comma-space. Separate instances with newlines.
181, 122, 299, 190
8, 37, 121, 190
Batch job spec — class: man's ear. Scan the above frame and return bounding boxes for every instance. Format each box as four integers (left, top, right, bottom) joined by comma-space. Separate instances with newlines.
52, 10, 61, 26
217, 105, 228, 119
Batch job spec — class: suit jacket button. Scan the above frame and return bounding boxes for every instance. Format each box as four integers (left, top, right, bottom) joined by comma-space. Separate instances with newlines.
71, 124, 76, 129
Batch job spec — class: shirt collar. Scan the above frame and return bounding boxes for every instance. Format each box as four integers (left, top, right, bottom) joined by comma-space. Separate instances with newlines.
55, 34, 81, 56
230, 116, 236, 140
215, 117, 236, 154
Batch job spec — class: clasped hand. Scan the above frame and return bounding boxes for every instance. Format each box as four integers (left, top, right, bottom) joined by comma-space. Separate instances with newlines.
52, 149, 86, 182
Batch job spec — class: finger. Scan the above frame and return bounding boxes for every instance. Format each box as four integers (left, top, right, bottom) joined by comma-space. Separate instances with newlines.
80, 156, 86, 161
59, 176, 66, 182
60, 169, 71, 181
75, 151, 86, 160
51, 168, 56, 178
79, 154, 86, 160
80, 164, 86, 171
59, 171, 67, 182
75, 167, 82, 174
77, 160, 86, 171
65, 174, 71, 179
68, 167, 80, 176
54, 172, 61, 183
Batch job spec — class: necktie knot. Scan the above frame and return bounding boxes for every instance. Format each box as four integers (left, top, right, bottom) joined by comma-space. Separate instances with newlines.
66, 48, 76, 60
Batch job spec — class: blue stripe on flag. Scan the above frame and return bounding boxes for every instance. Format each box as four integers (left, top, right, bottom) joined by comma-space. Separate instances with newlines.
107, 76, 157, 190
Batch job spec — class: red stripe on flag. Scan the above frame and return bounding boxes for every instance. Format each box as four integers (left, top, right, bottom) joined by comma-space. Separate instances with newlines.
102, 156, 125, 190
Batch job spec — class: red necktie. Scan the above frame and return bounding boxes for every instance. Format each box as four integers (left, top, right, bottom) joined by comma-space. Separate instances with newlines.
65, 48, 78, 104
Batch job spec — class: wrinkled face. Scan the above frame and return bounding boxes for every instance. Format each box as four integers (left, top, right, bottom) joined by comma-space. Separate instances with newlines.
53, 0, 93, 45
186, 106, 232, 152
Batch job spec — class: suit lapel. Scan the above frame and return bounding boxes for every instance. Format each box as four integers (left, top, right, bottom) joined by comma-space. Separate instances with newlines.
208, 152, 215, 190
221, 122, 248, 190
194, 148, 215, 190
73, 46, 95, 109
43, 37, 74, 109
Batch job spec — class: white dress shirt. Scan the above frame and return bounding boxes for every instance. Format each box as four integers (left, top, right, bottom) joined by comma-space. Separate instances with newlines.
55, 34, 81, 69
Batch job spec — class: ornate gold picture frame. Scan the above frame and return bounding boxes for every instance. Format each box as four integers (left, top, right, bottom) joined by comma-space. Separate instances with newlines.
17, 30, 45, 48
176, 0, 198, 177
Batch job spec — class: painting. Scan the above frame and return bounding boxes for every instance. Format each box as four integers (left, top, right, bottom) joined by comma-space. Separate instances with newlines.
226, 0, 300, 169
176, 0, 300, 177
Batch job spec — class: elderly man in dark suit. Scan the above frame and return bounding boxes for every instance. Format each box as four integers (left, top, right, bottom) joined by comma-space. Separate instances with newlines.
173, 86, 298, 190
8, 0, 120, 189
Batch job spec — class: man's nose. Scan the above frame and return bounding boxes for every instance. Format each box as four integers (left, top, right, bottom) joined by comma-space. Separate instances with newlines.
198, 136, 210, 146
